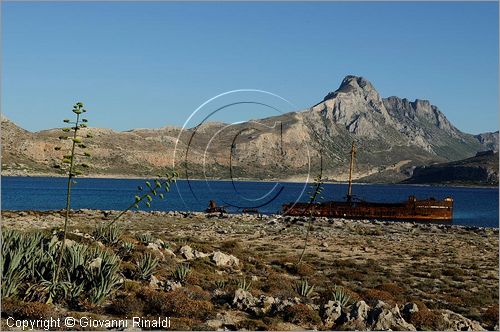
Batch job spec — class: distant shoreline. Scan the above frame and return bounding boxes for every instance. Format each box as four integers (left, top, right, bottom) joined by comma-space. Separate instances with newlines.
1, 173, 497, 189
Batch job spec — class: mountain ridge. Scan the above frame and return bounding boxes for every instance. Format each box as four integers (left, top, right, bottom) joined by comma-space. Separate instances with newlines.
2, 75, 497, 182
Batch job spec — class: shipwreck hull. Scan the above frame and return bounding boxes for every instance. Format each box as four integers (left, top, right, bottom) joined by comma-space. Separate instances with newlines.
282, 196, 454, 221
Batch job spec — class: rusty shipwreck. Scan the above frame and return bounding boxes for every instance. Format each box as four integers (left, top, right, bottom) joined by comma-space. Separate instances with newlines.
282, 143, 454, 221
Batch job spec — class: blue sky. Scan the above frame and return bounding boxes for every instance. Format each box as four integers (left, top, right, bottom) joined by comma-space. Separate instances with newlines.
2, 1, 498, 134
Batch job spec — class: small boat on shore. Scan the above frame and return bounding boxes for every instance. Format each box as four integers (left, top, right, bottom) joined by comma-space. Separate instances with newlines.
282, 143, 454, 222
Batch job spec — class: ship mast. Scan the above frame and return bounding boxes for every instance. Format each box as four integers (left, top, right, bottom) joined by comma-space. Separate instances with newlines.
347, 142, 355, 202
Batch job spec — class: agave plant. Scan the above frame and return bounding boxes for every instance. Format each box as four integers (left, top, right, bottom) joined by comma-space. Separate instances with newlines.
85, 248, 122, 304
1, 229, 48, 298
237, 277, 252, 291
93, 224, 123, 245
173, 263, 191, 283
135, 253, 159, 281
62, 243, 90, 294
30, 233, 59, 282
331, 285, 352, 307
215, 280, 227, 290
120, 241, 135, 256
295, 278, 315, 298
25, 278, 72, 304
135, 233, 154, 245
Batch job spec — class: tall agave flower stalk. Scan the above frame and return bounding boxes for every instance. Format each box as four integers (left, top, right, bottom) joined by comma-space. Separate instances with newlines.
297, 152, 324, 265
53, 102, 92, 283
104, 171, 178, 229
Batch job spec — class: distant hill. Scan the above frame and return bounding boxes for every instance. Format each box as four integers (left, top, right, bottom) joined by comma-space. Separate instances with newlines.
1, 75, 498, 182
403, 150, 499, 186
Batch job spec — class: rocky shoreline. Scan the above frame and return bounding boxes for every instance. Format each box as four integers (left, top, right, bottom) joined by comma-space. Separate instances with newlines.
1, 210, 498, 330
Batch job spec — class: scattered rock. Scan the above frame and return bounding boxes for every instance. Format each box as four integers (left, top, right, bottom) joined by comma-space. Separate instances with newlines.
162, 280, 182, 292
369, 301, 415, 331
146, 243, 165, 260
164, 248, 176, 257
401, 302, 419, 320
232, 288, 257, 311
180, 245, 194, 260
440, 309, 485, 331
259, 295, 276, 315
350, 300, 370, 322
149, 275, 161, 289
194, 250, 209, 258
154, 238, 166, 248
88, 257, 102, 270
146, 242, 162, 251
206, 311, 244, 330
323, 300, 342, 325
212, 251, 239, 267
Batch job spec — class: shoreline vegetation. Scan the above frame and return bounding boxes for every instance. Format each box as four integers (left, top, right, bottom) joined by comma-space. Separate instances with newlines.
1, 173, 497, 189
1, 209, 498, 331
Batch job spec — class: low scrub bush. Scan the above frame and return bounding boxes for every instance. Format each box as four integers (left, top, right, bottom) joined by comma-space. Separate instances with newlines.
2, 299, 58, 320
375, 283, 406, 302
483, 304, 499, 330
260, 272, 295, 299
362, 288, 397, 306
407, 308, 447, 330
108, 296, 144, 316
141, 288, 214, 320
283, 304, 321, 325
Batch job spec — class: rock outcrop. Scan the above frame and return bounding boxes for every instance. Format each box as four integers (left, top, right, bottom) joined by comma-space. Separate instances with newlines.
405, 150, 499, 185
475, 131, 499, 152
228, 293, 486, 331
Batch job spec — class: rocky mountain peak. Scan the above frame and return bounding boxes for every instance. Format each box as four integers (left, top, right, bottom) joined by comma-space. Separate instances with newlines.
323, 75, 379, 101
311, 75, 391, 138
